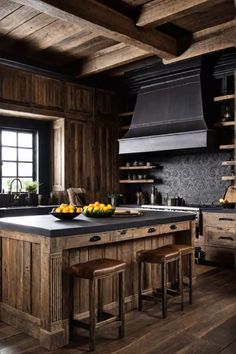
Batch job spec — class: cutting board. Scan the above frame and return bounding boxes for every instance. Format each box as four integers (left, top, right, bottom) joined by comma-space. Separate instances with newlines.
224, 184, 236, 203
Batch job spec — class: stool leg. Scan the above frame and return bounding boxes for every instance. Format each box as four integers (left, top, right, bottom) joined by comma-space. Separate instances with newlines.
178, 256, 184, 311
118, 272, 125, 338
97, 279, 103, 322
69, 275, 74, 340
162, 262, 167, 319
189, 253, 193, 304
138, 261, 143, 311
89, 279, 96, 352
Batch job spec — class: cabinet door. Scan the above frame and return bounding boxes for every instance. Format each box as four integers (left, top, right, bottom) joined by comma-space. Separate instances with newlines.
94, 89, 116, 117
94, 120, 118, 202
66, 83, 93, 116
0, 66, 31, 105
32, 74, 63, 111
64, 119, 95, 203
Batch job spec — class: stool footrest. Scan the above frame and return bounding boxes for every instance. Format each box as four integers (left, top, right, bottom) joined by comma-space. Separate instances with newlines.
72, 312, 118, 331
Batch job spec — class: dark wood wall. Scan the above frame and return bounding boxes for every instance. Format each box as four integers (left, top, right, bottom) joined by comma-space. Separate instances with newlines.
0, 62, 119, 203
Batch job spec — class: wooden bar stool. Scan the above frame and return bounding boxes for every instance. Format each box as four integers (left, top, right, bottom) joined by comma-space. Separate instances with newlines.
162, 244, 194, 305
69, 258, 126, 352
136, 246, 183, 318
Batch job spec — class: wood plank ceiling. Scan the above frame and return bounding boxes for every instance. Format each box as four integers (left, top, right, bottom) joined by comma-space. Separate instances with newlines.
0, 0, 235, 77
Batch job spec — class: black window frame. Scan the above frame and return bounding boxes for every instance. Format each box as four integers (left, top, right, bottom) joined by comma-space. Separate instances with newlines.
0, 127, 38, 192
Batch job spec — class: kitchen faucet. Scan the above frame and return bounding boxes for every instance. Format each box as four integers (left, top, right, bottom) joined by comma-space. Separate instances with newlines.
9, 178, 23, 195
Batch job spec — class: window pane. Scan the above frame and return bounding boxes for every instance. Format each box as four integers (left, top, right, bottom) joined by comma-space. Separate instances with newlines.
2, 131, 17, 146
2, 147, 17, 161
2, 178, 12, 193
18, 133, 33, 148
21, 178, 33, 192
18, 148, 33, 162
2, 162, 17, 177
18, 162, 32, 177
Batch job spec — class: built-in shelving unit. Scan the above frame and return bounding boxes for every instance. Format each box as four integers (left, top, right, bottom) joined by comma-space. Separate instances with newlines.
214, 94, 235, 102
120, 165, 157, 170
119, 179, 154, 184
213, 69, 235, 182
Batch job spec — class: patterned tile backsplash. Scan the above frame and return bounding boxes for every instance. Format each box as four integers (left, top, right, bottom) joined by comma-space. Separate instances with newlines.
152, 151, 231, 205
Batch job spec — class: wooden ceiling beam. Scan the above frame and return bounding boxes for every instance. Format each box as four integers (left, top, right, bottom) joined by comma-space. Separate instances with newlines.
163, 20, 236, 64
75, 44, 150, 77
76, 20, 236, 76
137, 0, 225, 28
12, 0, 178, 60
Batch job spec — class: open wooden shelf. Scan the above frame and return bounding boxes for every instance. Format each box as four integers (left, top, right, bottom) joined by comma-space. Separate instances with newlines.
214, 121, 235, 127
214, 94, 235, 102
221, 176, 236, 181
219, 144, 236, 150
222, 161, 236, 166
120, 166, 157, 170
120, 125, 130, 130
118, 111, 134, 117
119, 179, 154, 184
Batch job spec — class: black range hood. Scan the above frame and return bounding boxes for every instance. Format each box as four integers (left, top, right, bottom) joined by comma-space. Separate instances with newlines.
119, 63, 215, 154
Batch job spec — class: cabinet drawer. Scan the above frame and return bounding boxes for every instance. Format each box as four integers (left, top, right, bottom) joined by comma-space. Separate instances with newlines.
111, 228, 134, 241
205, 246, 236, 267
206, 227, 236, 248
65, 232, 110, 249
159, 221, 190, 235
134, 225, 160, 239
203, 212, 236, 229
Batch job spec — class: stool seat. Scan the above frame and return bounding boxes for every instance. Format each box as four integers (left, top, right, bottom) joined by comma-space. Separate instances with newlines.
136, 247, 179, 264
162, 244, 194, 256
69, 258, 126, 280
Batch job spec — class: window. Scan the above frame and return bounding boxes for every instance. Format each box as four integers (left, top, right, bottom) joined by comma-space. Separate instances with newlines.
0, 129, 37, 192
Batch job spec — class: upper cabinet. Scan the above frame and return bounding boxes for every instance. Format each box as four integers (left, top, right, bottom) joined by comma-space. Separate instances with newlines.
94, 89, 116, 117
31, 74, 63, 111
65, 83, 93, 116
0, 66, 31, 105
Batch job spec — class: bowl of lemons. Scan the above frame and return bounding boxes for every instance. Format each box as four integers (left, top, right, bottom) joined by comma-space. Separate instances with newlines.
83, 202, 115, 217
50, 203, 82, 220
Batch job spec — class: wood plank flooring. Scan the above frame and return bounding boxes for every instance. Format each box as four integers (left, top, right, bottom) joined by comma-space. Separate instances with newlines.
0, 266, 235, 354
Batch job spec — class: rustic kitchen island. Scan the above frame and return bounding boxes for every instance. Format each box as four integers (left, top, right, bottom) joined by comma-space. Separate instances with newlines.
0, 211, 195, 350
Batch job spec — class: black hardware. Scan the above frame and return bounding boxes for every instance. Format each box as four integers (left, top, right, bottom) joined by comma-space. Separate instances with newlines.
170, 224, 177, 230
219, 218, 234, 221
89, 235, 101, 242
148, 227, 156, 233
120, 230, 127, 235
218, 236, 234, 241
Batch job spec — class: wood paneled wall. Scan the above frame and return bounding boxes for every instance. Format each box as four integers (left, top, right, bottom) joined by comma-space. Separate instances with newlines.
0, 64, 119, 201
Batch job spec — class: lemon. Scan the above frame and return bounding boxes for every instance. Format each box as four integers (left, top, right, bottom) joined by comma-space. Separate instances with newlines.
76, 207, 82, 213
94, 201, 100, 207
88, 203, 94, 208
55, 207, 62, 213
100, 203, 105, 208
94, 206, 100, 212
107, 204, 113, 210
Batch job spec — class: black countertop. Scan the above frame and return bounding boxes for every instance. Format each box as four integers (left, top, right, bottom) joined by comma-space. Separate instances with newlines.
0, 205, 56, 218
0, 211, 195, 237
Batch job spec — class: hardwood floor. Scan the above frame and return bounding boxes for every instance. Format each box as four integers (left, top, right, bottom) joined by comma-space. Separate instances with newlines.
0, 266, 235, 354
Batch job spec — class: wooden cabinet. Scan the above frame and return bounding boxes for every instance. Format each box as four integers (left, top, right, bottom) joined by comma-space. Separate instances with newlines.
64, 118, 94, 203
65, 83, 93, 116
93, 119, 118, 202
0, 66, 31, 105
203, 211, 236, 267
32, 74, 63, 111
94, 89, 116, 117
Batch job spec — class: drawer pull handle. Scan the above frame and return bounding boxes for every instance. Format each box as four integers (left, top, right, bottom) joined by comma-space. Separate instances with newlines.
148, 227, 156, 233
120, 230, 127, 235
218, 236, 234, 241
219, 218, 234, 221
170, 224, 177, 230
90, 235, 101, 242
